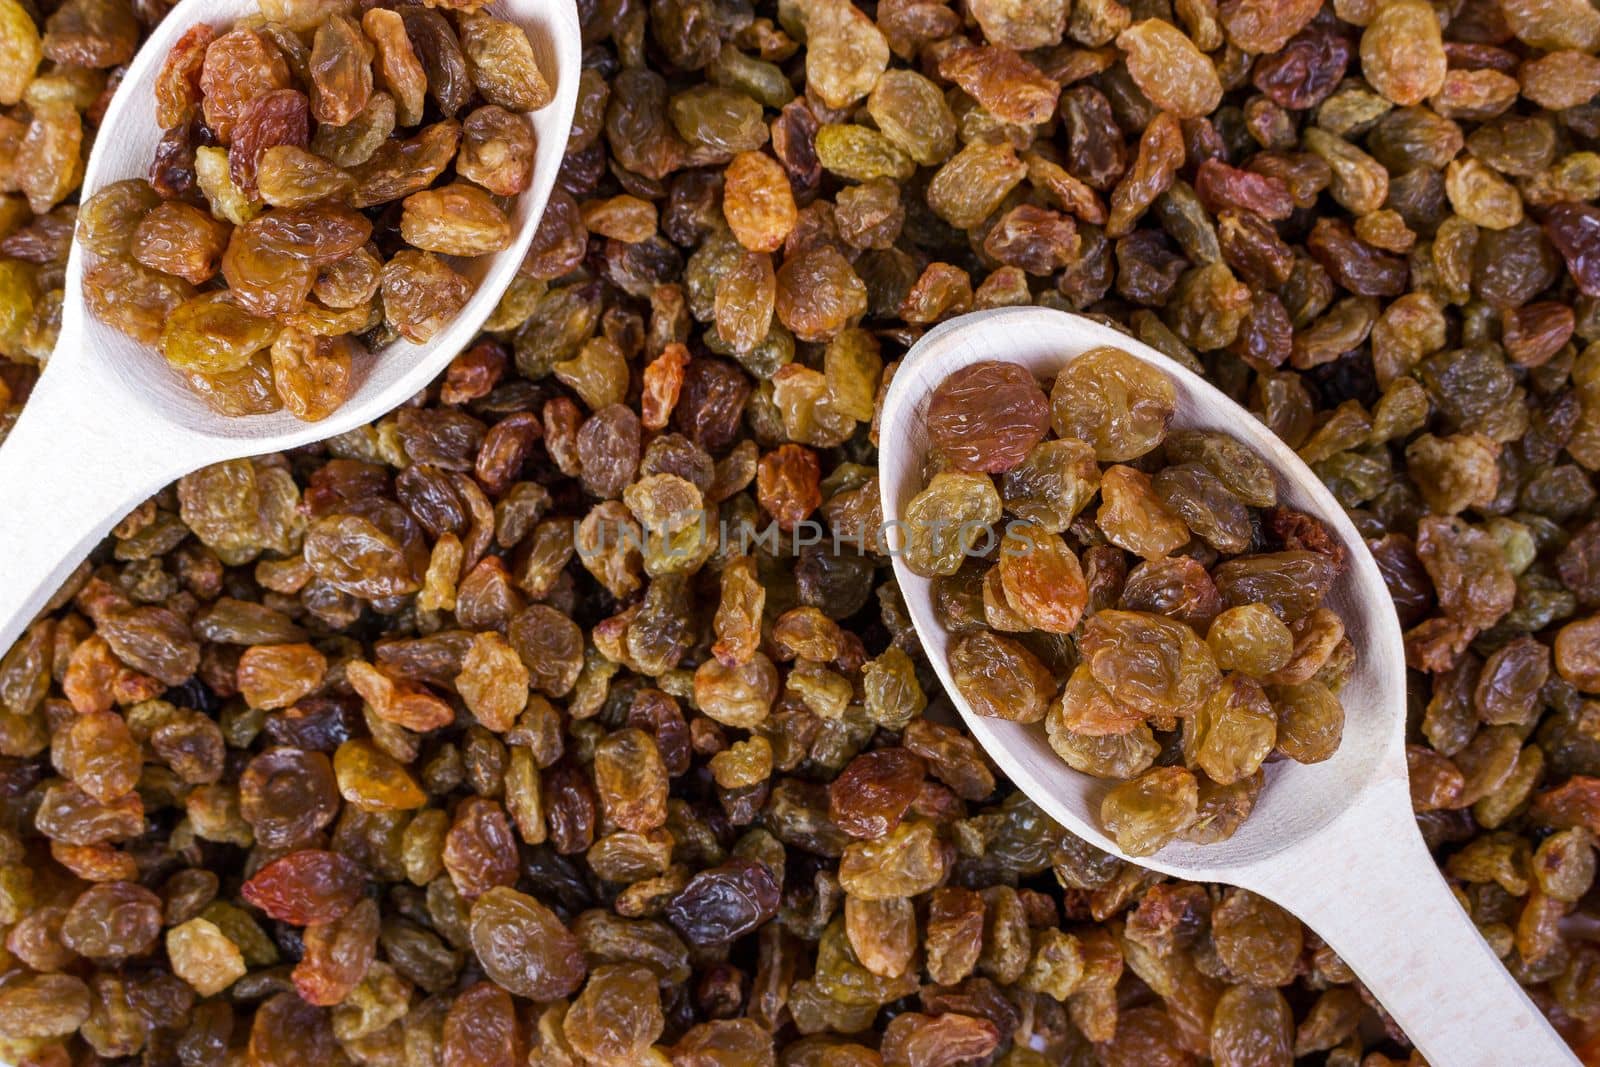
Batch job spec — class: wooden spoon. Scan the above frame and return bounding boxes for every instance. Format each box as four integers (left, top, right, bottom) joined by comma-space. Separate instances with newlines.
0, 0, 580, 656
878, 306, 1577, 1067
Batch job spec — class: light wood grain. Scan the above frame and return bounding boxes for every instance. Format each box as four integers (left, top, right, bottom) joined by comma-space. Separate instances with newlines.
0, 0, 581, 658
878, 307, 1576, 1067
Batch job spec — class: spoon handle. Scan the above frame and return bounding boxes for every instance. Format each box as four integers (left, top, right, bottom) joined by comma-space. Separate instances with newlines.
0, 365, 183, 657
1249, 776, 1577, 1067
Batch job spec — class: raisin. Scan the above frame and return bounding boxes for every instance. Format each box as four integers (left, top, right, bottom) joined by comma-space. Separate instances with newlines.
229, 87, 309, 196
458, 105, 534, 195
666, 859, 781, 946
200, 29, 292, 143
467, 886, 586, 998
133, 201, 232, 286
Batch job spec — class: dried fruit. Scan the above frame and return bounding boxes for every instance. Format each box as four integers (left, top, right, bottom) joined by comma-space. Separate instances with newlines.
2, 0, 1594, 1057
1101, 767, 1199, 856
667, 859, 781, 945
381, 250, 472, 344
401, 183, 512, 256
1359, 0, 1445, 106
458, 11, 551, 111
241, 849, 366, 924
200, 29, 292, 143
0, 974, 91, 1038
926, 361, 1049, 473
1051, 346, 1176, 461
949, 630, 1056, 723
1117, 20, 1222, 119
564, 963, 664, 1063
167, 917, 247, 996
468, 886, 586, 999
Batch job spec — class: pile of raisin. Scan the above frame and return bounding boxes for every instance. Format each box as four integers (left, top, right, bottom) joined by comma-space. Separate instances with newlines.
910, 351, 1354, 856
0, 0, 1598, 1062
76, 2, 551, 421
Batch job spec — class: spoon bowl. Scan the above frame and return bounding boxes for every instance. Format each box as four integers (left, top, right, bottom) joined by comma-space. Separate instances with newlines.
879, 306, 1576, 1067
70, 0, 577, 444
880, 306, 1401, 881
0, 0, 580, 653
